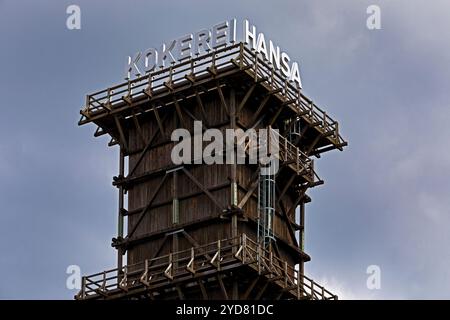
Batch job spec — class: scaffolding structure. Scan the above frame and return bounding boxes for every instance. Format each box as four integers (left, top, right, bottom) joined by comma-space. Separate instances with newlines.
76, 234, 336, 300
77, 42, 347, 300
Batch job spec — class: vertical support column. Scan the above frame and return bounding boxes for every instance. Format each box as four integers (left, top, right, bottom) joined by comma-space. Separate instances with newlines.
230, 88, 239, 300
299, 200, 305, 284
230, 88, 238, 236
239, 42, 244, 69
117, 149, 125, 276
172, 170, 179, 269
172, 170, 179, 225
80, 276, 86, 299
172, 232, 179, 272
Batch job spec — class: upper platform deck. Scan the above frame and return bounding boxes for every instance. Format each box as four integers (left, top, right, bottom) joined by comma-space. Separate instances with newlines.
79, 43, 346, 156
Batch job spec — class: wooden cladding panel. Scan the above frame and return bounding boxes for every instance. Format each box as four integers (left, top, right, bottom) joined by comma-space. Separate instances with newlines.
124, 85, 301, 266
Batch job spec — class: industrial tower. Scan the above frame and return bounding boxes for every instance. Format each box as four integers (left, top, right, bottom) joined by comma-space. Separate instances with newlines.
76, 42, 347, 300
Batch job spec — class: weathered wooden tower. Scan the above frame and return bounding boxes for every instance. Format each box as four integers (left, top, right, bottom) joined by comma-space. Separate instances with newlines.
77, 42, 346, 300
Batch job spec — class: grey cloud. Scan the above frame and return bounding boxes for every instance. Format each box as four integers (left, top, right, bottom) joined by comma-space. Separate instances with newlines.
0, 0, 449, 299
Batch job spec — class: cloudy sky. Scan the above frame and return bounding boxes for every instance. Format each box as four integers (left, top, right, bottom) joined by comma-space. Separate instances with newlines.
0, 0, 449, 299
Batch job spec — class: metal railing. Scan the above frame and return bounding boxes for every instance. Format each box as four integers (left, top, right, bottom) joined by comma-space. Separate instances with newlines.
237, 126, 314, 177
76, 233, 337, 300
268, 127, 312, 175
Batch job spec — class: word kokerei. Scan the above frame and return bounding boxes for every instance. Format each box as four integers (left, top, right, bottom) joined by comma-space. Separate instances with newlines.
125, 18, 302, 88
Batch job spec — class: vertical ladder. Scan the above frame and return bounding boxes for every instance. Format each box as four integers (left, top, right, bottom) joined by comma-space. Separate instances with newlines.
257, 168, 276, 248
287, 117, 302, 144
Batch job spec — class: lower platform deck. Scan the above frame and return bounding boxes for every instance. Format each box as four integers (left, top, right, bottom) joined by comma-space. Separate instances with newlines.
76, 234, 336, 300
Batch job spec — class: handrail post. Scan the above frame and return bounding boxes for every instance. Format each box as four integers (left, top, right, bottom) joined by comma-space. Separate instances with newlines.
187, 247, 195, 274
145, 74, 153, 96
141, 259, 149, 285
106, 88, 111, 107
127, 80, 132, 98
85, 95, 90, 115
300, 273, 304, 298
254, 54, 258, 82
164, 253, 174, 280
217, 240, 221, 271
239, 43, 244, 69
271, 68, 274, 86
81, 276, 86, 298
208, 52, 216, 76
119, 265, 128, 290
335, 121, 339, 140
